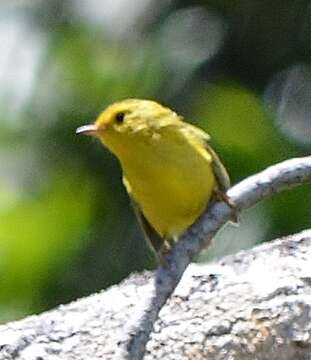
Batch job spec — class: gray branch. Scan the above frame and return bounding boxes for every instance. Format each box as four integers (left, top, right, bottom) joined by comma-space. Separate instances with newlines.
0, 156, 311, 360
1, 230, 311, 359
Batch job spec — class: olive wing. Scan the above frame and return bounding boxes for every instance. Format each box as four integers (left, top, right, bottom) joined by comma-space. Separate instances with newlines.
123, 177, 164, 255
180, 122, 231, 192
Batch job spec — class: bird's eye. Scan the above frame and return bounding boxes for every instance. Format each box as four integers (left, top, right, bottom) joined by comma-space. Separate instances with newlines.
115, 112, 125, 124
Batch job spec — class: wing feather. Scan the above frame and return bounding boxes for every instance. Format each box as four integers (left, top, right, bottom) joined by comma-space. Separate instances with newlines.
180, 122, 231, 192
123, 177, 163, 255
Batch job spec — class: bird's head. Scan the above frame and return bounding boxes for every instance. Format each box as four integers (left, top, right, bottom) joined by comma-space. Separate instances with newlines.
76, 99, 177, 156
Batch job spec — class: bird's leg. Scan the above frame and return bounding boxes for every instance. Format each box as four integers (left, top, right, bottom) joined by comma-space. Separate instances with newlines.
157, 237, 178, 267
213, 189, 239, 223
157, 241, 171, 267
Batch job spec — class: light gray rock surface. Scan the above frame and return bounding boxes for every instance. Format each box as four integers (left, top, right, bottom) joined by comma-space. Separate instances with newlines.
1, 230, 311, 360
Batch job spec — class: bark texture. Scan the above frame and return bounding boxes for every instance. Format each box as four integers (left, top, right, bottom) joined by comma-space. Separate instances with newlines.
0, 230, 311, 360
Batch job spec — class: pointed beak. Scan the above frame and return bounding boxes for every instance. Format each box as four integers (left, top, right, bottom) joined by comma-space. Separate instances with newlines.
76, 124, 98, 136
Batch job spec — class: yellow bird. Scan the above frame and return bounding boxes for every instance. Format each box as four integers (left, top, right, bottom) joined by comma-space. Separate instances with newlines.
76, 99, 230, 259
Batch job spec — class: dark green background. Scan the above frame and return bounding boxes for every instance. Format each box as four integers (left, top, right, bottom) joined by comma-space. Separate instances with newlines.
0, 0, 310, 321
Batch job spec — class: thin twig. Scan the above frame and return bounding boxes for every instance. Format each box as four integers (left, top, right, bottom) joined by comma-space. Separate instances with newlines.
114, 156, 311, 359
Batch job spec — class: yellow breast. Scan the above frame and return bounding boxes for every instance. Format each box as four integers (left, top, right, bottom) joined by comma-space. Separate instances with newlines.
120, 127, 215, 238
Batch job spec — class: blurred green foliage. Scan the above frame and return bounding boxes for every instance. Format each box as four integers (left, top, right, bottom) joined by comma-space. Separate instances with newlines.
0, 0, 310, 321
0, 172, 93, 320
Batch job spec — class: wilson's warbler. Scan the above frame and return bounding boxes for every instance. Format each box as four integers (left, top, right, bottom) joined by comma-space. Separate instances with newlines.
76, 99, 231, 259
